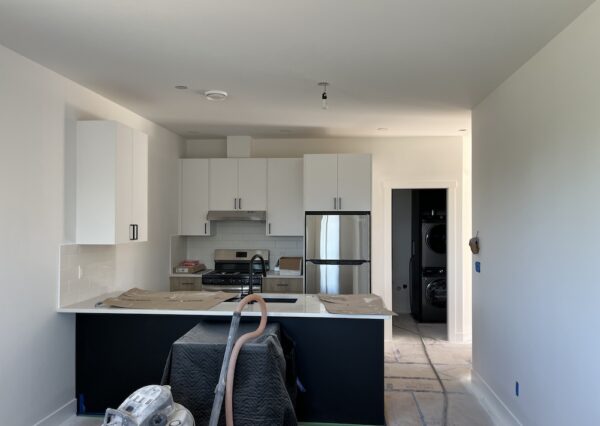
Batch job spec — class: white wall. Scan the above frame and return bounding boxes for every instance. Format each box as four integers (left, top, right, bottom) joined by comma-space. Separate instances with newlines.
0, 44, 182, 425
391, 189, 412, 314
472, 2, 600, 424
185, 221, 303, 269
187, 136, 472, 342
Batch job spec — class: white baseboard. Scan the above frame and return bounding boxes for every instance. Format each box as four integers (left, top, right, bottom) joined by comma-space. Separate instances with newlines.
34, 399, 77, 426
470, 370, 522, 426
448, 330, 472, 343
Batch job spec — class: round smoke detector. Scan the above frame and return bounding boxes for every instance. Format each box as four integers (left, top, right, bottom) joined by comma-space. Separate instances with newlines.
204, 90, 228, 101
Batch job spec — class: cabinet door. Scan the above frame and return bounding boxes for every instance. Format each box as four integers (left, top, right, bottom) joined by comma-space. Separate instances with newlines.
209, 159, 239, 210
238, 158, 267, 211
131, 130, 148, 242
267, 158, 303, 236
76, 121, 119, 244
304, 154, 338, 211
262, 277, 304, 293
337, 154, 371, 211
115, 124, 134, 244
180, 159, 211, 235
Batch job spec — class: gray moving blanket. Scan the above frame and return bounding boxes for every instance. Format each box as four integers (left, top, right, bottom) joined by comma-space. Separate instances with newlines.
162, 321, 297, 426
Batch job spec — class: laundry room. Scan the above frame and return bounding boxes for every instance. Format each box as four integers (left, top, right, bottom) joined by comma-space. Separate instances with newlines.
391, 189, 448, 331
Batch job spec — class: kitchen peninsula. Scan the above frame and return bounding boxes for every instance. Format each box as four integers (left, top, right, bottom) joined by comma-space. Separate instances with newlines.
60, 293, 390, 425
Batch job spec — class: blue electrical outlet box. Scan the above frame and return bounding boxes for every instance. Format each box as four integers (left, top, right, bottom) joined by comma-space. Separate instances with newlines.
475, 261, 481, 273
515, 381, 519, 396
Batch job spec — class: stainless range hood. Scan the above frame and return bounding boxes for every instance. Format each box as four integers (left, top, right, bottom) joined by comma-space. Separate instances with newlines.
206, 210, 266, 222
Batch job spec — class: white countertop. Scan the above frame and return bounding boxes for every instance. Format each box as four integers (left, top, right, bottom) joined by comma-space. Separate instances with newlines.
57, 292, 390, 320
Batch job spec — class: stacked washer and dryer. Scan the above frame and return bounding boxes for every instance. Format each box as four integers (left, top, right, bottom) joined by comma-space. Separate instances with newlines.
420, 215, 447, 322
409, 189, 447, 323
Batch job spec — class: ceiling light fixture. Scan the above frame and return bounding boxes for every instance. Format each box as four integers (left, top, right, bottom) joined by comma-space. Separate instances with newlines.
175, 85, 188, 90
318, 82, 329, 110
204, 90, 228, 101
377, 127, 388, 131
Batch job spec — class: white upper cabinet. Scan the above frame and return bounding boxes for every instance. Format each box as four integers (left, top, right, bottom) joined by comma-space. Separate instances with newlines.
267, 158, 303, 236
337, 153, 372, 211
131, 130, 148, 241
209, 158, 267, 211
304, 153, 371, 211
238, 158, 267, 211
76, 120, 148, 244
180, 159, 211, 236
209, 159, 239, 210
304, 154, 339, 211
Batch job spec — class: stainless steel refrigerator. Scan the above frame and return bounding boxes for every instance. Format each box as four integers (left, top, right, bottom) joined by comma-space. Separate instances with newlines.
305, 213, 371, 294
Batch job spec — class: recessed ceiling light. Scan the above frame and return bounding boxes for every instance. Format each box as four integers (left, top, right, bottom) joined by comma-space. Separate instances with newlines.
204, 90, 228, 101
175, 85, 188, 90
377, 127, 388, 131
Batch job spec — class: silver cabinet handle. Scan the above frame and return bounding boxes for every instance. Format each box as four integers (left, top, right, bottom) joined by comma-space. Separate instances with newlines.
238, 198, 242, 210
338, 197, 342, 210
334, 197, 337, 210
268, 223, 271, 234
204, 222, 207, 234
129, 224, 135, 240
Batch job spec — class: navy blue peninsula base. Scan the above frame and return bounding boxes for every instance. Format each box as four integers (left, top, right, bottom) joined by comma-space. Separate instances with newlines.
75, 312, 385, 425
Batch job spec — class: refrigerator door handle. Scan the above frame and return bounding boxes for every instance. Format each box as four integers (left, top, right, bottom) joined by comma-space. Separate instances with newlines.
306, 259, 369, 266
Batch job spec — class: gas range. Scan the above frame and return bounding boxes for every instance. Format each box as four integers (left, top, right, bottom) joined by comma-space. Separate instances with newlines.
202, 249, 269, 293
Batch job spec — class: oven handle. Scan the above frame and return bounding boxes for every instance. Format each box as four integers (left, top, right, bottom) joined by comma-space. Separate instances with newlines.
202, 284, 262, 293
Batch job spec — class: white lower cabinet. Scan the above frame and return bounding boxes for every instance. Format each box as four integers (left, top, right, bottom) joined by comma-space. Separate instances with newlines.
180, 159, 211, 236
76, 120, 148, 244
267, 158, 303, 236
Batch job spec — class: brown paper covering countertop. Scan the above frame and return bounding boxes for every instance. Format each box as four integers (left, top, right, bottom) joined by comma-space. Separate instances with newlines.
318, 294, 396, 316
102, 288, 232, 310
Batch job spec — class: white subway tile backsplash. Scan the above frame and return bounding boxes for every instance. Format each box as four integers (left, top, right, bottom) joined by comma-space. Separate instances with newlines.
59, 244, 117, 306
185, 221, 303, 269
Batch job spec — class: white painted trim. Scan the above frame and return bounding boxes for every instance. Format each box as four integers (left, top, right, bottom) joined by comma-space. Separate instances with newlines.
382, 179, 468, 342
34, 399, 77, 426
471, 370, 522, 426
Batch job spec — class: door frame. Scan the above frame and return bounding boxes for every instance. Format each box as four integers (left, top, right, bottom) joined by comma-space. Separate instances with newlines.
382, 180, 467, 343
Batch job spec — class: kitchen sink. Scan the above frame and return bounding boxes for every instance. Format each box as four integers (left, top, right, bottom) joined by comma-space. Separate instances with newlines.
225, 296, 298, 304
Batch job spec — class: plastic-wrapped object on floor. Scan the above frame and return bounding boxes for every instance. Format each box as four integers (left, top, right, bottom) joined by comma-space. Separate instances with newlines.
162, 321, 297, 426
102, 384, 194, 426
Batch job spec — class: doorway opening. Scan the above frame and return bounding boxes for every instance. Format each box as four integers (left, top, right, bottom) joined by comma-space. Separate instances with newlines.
392, 189, 447, 333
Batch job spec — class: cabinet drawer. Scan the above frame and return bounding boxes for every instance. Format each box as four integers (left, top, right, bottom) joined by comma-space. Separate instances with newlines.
262, 277, 304, 294
170, 276, 203, 291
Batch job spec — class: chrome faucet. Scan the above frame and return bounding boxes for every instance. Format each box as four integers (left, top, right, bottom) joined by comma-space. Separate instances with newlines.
247, 254, 267, 295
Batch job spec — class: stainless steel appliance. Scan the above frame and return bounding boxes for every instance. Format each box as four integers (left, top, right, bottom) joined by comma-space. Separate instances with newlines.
202, 249, 270, 293
421, 216, 446, 268
305, 213, 370, 294
421, 267, 447, 322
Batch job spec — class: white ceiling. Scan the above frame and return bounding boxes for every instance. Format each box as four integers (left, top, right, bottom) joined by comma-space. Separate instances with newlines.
0, 0, 593, 138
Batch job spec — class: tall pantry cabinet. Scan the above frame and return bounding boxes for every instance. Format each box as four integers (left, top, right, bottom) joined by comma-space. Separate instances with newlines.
76, 120, 148, 244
